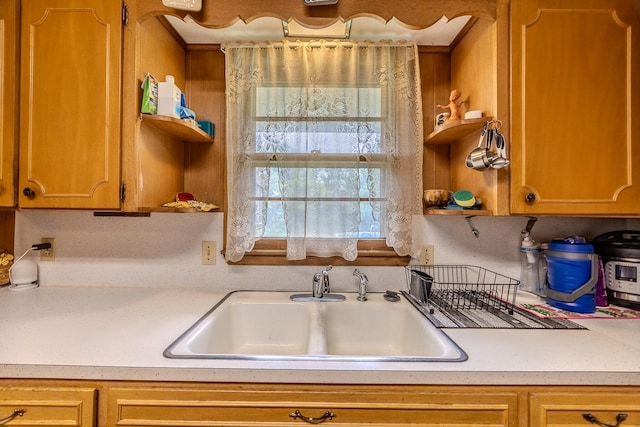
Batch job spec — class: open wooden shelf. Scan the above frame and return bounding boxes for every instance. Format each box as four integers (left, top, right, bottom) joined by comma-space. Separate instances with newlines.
141, 114, 214, 143
137, 206, 220, 213
425, 117, 491, 144
424, 208, 493, 216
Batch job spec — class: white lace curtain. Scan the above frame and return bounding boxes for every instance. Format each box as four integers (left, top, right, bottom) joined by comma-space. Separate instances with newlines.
224, 39, 423, 262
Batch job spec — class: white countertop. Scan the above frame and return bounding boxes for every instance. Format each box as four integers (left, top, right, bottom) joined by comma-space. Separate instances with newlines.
1, 286, 639, 385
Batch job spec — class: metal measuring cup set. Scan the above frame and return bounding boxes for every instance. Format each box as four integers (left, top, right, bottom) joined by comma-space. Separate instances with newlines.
465, 120, 510, 171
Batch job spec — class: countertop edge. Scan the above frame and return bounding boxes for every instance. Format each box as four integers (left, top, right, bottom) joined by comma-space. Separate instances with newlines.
2, 365, 640, 386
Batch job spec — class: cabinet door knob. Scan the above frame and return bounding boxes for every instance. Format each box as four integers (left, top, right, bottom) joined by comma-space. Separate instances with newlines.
525, 192, 536, 203
23, 187, 36, 199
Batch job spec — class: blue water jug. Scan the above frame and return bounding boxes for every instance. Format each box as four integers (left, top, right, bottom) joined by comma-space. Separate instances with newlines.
545, 240, 598, 313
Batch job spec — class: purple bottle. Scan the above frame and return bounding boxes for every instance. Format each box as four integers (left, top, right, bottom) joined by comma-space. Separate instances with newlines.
595, 257, 608, 307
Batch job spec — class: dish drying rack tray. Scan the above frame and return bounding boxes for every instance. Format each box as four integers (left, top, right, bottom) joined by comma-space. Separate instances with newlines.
405, 265, 519, 315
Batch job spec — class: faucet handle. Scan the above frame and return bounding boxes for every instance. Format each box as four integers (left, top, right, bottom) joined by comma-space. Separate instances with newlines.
312, 272, 324, 298
321, 265, 332, 294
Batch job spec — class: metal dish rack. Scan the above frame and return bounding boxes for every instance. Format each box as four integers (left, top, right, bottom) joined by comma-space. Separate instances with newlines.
405, 265, 519, 314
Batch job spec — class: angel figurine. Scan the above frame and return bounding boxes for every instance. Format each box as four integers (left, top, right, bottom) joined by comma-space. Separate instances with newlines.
437, 89, 463, 123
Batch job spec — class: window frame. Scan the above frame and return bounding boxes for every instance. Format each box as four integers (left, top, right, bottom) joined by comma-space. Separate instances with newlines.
240, 84, 403, 264
223, 41, 422, 266
225, 238, 410, 266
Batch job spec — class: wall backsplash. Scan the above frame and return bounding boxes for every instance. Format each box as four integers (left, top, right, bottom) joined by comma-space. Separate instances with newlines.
13, 210, 639, 292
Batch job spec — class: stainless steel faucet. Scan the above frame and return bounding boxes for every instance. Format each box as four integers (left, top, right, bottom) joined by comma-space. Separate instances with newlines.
312, 265, 333, 298
353, 269, 368, 301
291, 265, 344, 302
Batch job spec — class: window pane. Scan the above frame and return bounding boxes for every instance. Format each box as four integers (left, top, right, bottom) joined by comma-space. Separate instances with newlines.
254, 85, 386, 240
359, 201, 382, 238
256, 165, 382, 200
256, 120, 382, 154
263, 199, 381, 239
264, 200, 286, 238
257, 164, 383, 239
256, 87, 382, 118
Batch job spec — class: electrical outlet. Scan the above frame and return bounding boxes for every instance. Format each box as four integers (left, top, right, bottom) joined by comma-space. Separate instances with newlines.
202, 241, 216, 265
420, 244, 434, 266
41, 237, 55, 261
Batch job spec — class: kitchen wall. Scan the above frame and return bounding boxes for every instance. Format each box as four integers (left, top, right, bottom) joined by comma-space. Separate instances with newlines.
12, 210, 640, 292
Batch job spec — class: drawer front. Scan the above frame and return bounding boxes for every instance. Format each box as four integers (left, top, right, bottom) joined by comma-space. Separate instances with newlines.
530, 391, 640, 427
0, 387, 96, 426
109, 387, 518, 426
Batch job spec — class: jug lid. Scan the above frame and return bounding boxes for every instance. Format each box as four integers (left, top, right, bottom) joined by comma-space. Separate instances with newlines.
549, 240, 594, 254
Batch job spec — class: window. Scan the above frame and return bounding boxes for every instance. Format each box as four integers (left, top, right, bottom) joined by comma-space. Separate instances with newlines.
224, 40, 423, 263
255, 86, 384, 240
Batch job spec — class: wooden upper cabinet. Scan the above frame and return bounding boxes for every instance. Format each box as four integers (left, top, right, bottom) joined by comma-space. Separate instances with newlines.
0, 0, 18, 207
510, 0, 640, 215
18, 0, 122, 209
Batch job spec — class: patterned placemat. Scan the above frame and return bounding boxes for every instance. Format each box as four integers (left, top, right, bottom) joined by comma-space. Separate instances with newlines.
519, 302, 640, 319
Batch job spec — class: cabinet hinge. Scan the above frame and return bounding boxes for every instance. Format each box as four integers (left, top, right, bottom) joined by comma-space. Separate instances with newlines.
122, 2, 129, 26
120, 183, 126, 203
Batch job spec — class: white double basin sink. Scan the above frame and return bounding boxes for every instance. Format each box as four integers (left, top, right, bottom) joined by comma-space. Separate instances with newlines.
164, 291, 467, 362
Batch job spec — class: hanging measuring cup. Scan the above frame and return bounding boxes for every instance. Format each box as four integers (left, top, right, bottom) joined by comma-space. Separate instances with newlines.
466, 122, 499, 171
491, 125, 511, 169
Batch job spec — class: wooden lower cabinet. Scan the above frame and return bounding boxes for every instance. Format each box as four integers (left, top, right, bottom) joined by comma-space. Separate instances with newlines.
530, 390, 640, 427
0, 387, 97, 427
2, 381, 640, 427
107, 384, 519, 427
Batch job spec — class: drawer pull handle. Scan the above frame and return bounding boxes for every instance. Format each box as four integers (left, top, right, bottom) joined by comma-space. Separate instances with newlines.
583, 413, 628, 427
0, 409, 26, 425
289, 409, 335, 424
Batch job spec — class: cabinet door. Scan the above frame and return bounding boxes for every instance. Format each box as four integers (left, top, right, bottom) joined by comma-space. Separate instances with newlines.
19, 0, 122, 209
530, 390, 640, 427
510, 0, 640, 215
0, 387, 96, 426
0, 0, 18, 207
108, 385, 519, 426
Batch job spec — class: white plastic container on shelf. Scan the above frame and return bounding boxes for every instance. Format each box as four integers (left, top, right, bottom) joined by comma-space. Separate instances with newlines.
157, 75, 181, 118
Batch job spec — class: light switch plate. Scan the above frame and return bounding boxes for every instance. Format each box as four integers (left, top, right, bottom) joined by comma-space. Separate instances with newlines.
202, 241, 216, 265
420, 245, 434, 266
162, 0, 202, 12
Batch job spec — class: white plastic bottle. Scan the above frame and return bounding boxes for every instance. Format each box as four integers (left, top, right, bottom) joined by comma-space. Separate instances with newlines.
157, 75, 181, 118
519, 235, 544, 296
